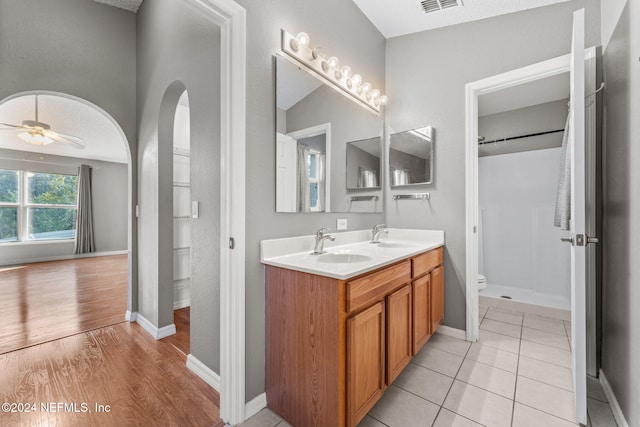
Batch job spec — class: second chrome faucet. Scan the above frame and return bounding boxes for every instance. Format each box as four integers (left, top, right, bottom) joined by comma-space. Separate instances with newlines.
370, 224, 388, 243
311, 228, 335, 255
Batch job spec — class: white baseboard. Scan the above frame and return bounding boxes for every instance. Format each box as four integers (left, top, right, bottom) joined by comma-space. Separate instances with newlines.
125, 310, 137, 322
1, 250, 128, 266
173, 299, 191, 310
436, 325, 467, 340
599, 369, 629, 427
187, 354, 221, 392
135, 313, 176, 340
245, 393, 267, 420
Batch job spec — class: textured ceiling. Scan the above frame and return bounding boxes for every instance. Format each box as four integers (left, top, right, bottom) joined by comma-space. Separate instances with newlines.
352, 0, 573, 38
93, 0, 143, 13
0, 94, 129, 163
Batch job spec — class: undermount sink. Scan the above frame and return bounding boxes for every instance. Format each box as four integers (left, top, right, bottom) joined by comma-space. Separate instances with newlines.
376, 240, 419, 249
316, 253, 373, 264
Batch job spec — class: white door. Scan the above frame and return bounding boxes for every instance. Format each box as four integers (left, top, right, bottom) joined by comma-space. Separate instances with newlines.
276, 132, 297, 212
568, 8, 587, 425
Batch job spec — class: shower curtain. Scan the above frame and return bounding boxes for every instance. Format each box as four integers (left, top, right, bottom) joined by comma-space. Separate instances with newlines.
554, 114, 572, 230
296, 144, 310, 212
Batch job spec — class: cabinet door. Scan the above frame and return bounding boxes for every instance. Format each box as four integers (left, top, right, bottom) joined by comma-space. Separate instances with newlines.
347, 302, 385, 427
386, 285, 412, 385
431, 265, 445, 332
412, 275, 431, 354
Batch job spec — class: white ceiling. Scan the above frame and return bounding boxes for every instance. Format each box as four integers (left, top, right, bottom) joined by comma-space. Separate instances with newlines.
352, 0, 572, 38
0, 94, 129, 164
479, 72, 569, 116
276, 57, 323, 111
93, 0, 143, 12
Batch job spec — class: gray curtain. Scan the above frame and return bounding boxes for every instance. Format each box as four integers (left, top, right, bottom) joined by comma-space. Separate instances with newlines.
296, 144, 310, 212
554, 114, 572, 230
74, 164, 95, 254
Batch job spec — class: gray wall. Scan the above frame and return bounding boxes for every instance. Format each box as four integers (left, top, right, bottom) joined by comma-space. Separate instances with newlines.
234, 0, 386, 400
601, 1, 639, 425
286, 85, 384, 212
137, 0, 221, 372
385, 0, 601, 330
479, 99, 569, 157
0, 149, 127, 265
0, 0, 137, 308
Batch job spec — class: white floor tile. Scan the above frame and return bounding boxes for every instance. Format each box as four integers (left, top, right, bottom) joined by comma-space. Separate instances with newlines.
424, 333, 472, 357
356, 415, 386, 427
587, 397, 617, 427
481, 318, 522, 338
433, 408, 483, 427
564, 321, 572, 337
519, 340, 572, 368
476, 330, 521, 354
512, 403, 580, 426
394, 363, 454, 405
413, 345, 465, 377
515, 376, 577, 422
523, 314, 567, 336
586, 376, 608, 403
442, 380, 513, 427
518, 356, 573, 391
484, 307, 524, 325
368, 385, 440, 427
239, 408, 283, 427
522, 327, 571, 351
466, 343, 519, 373
456, 359, 516, 399
276, 420, 292, 427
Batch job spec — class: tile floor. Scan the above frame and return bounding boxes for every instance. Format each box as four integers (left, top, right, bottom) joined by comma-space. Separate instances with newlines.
240, 304, 618, 427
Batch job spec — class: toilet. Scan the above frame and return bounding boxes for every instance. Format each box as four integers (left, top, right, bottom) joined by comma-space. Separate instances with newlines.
478, 274, 487, 291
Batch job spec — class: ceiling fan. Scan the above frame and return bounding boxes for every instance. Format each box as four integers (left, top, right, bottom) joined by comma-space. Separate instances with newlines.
0, 95, 85, 149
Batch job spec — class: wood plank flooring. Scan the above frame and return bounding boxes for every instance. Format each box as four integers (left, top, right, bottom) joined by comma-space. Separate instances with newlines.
0, 322, 223, 427
0, 255, 128, 354
162, 307, 190, 355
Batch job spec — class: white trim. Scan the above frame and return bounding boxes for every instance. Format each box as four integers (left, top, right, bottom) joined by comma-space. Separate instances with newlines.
435, 325, 466, 340
464, 48, 596, 343
0, 250, 128, 267
187, 354, 221, 392
135, 313, 176, 340
173, 298, 191, 310
188, 0, 247, 424
245, 393, 267, 420
125, 310, 137, 322
599, 369, 630, 427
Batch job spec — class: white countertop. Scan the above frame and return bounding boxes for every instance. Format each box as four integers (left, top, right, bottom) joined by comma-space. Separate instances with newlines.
260, 228, 444, 280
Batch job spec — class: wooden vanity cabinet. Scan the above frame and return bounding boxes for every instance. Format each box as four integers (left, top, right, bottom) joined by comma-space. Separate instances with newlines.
265, 246, 444, 427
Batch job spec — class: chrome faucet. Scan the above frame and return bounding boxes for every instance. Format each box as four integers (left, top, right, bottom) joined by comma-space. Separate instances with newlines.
312, 228, 335, 255
370, 224, 389, 243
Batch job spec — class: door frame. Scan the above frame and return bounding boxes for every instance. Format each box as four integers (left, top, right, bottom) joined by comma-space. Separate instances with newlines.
464, 48, 596, 342
189, 0, 247, 424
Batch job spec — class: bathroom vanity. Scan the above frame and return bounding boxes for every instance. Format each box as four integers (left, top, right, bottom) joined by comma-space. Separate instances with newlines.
262, 229, 444, 427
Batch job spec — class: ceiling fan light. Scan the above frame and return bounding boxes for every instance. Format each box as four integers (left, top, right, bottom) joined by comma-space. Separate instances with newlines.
18, 131, 53, 146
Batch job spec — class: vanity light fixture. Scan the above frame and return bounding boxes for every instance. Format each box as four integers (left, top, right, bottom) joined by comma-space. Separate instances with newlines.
281, 29, 387, 114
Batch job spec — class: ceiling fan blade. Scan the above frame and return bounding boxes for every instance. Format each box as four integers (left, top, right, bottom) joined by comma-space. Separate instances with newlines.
0, 122, 22, 129
46, 131, 86, 149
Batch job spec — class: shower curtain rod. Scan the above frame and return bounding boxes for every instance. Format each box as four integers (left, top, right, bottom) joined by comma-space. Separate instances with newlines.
478, 128, 564, 145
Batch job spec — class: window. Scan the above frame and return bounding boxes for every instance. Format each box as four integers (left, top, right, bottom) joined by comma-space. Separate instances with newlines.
0, 169, 78, 242
307, 151, 321, 211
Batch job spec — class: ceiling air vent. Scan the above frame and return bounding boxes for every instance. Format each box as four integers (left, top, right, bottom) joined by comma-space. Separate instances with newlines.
420, 0, 461, 14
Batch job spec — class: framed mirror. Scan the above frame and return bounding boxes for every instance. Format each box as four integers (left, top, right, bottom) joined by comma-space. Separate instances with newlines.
275, 54, 383, 213
346, 137, 381, 190
389, 126, 434, 187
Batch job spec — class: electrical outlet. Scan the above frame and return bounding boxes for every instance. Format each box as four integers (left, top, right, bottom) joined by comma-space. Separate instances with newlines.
336, 218, 348, 231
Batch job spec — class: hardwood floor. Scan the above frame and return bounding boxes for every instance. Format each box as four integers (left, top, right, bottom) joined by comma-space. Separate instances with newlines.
0, 255, 128, 354
0, 322, 223, 427
162, 307, 190, 355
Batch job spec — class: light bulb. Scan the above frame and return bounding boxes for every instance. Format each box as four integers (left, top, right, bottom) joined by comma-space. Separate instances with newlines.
379, 95, 389, 106
296, 32, 310, 47
335, 65, 351, 80
360, 82, 372, 95
311, 46, 325, 60
327, 56, 339, 68
350, 74, 362, 88
373, 98, 381, 107
370, 89, 380, 99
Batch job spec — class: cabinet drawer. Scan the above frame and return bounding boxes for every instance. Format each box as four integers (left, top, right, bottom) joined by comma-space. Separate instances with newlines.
412, 247, 443, 278
347, 260, 411, 313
